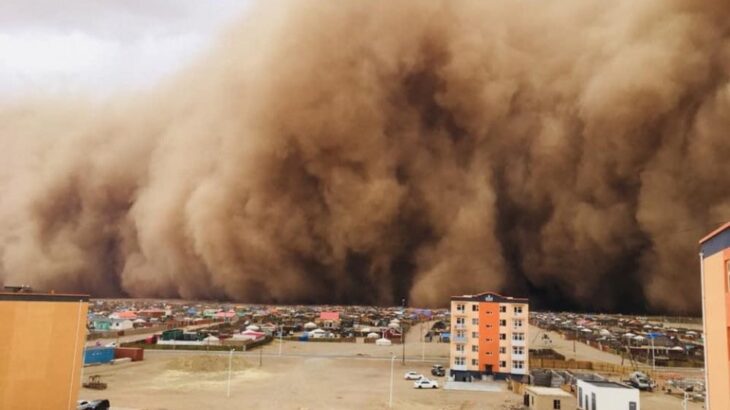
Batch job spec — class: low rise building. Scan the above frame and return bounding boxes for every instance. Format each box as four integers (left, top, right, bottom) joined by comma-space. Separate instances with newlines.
524, 386, 574, 410
576, 380, 639, 410
449, 291, 529, 381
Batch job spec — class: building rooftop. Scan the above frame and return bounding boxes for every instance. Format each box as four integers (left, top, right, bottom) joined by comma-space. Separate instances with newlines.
581, 380, 633, 389
0, 291, 89, 302
451, 291, 528, 303
699, 221, 730, 258
525, 386, 572, 397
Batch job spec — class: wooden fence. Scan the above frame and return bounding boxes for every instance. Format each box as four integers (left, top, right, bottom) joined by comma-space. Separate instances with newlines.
529, 358, 634, 375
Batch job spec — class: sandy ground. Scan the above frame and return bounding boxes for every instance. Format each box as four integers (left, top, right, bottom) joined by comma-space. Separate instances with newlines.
77, 324, 704, 409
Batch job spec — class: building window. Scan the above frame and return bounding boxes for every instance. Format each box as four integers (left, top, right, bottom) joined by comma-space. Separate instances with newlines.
499, 306, 506, 313
513, 319, 523, 328
486, 324, 492, 328
456, 344, 464, 352
472, 318, 479, 325
514, 306, 523, 314
499, 347, 506, 354
456, 304, 465, 312
499, 333, 506, 340
512, 346, 524, 355
591, 392, 596, 410
456, 330, 465, 338
513, 333, 525, 341
513, 360, 524, 369
472, 331, 478, 338
485, 337, 492, 342
456, 317, 465, 325
472, 304, 479, 312
499, 319, 506, 326
553, 399, 561, 409
499, 360, 506, 368
471, 359, 478, 366
454, 357, 465, 365
485, 351, 492, 356
472, 345, 478, 352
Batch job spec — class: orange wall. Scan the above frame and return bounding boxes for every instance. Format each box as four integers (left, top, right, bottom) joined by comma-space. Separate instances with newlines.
478, 301, 499, 372
0, 298, 88, 410
702, 251, 730, 410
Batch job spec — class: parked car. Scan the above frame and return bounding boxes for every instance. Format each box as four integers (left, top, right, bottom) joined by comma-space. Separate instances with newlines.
404, 371, 424, 380
431, 364, 445, 377
77, 399, 110, 410
628, 371, 653, 391
413, 379, 439, 389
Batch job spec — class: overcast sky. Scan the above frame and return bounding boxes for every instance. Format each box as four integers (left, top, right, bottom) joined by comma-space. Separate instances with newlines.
0, 0, 251, 98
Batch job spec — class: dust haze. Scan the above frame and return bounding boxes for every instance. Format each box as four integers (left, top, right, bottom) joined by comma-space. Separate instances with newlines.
1, 1, 729, 313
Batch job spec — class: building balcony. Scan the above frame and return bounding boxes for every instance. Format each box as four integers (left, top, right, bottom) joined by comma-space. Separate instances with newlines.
511, 339, 526, 347
453, 336, 467, 343
451, 364, 467, 371
453, 310, 467, 316
454, 324, 467, 330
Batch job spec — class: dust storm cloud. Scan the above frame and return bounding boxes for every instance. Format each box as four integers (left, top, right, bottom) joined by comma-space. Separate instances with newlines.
0, 1, 729, 313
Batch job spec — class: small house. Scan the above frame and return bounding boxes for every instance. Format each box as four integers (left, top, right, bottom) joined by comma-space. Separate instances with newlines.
524, 386, 574, 410
318, 311, 341, 329
577, 380, 639, 410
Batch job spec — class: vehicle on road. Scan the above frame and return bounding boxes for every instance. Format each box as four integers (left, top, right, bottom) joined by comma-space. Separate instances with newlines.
431, 364, 445, 377
77, 399, 110, 410
404, 371, 424, 380
414, 379, 439, 389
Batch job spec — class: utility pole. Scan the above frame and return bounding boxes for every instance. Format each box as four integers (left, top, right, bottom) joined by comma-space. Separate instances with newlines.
259, 346, 262, 367
389, 354, 396, 408
421, 322, 425, 362
278, 328, 283, 356
227, 349, 234, 398
401, 298, 406, 365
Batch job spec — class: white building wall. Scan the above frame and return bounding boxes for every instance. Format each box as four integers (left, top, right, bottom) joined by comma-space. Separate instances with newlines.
576, 380, 640, 410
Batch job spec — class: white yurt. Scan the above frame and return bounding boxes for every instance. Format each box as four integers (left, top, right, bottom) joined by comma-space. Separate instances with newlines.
375, 338, 392, 346
246, 325, 260, 331
366, 332, 379, 339
203, 335, 220, 345
304, 322, 318, 330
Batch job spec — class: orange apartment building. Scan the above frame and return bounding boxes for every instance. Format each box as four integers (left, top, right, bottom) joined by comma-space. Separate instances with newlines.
0, 290, 89, 410
449, 291, 528, 382
700, 222, 730, 410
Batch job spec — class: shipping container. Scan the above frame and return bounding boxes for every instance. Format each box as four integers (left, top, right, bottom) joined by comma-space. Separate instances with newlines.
114, 347, 144, 362
84, 347, 115, 365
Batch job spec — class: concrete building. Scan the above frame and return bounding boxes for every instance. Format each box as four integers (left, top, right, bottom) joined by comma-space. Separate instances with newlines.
0, 290, 89, 410
449, 291, 529, 381
700, 221, 730, 410
576, 380, 639, 410
524, 386, 574, 410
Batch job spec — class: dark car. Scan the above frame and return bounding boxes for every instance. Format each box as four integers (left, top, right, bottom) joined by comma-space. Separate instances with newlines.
431, 364, 445, 377
77, 399, 110, 410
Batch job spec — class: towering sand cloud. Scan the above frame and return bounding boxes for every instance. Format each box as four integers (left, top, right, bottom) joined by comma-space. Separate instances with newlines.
1, 0, 729, 312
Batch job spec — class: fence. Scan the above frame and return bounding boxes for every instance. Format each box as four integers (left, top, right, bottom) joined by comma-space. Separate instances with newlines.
88, 319, 222, 340
121, 336, 272, 352
529, 358, 634, 375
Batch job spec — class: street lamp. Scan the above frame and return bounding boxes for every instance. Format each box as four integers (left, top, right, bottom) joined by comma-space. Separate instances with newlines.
389, 353, 396, 408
